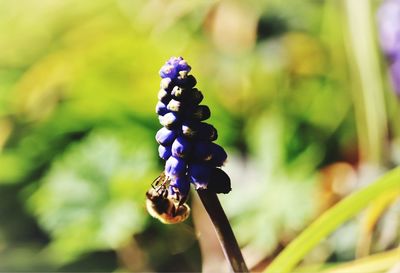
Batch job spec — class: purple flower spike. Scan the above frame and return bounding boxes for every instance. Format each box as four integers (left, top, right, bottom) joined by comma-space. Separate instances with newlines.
156, 127, 177, 146
154, 56, 230, 199
165, 156, 186, 178
172, 136, 192, 158
188, 163, 212, 189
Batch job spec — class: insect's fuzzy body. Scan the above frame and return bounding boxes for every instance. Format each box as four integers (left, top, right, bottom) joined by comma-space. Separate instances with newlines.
145, 173, 190, 224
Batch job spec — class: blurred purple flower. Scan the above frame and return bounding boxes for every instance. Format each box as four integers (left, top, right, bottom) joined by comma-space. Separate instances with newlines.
390, 59, 400, 93
377, 0, 400, 93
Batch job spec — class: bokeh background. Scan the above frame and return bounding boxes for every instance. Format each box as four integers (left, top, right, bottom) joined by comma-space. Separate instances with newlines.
0, 0, 399, 272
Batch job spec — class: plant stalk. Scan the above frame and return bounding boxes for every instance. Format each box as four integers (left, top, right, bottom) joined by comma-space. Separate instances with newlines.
197, 189, 249, 273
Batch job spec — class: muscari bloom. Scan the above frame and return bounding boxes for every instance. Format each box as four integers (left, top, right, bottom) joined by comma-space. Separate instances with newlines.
377, 0, 400, 94
155, 57, 231, 201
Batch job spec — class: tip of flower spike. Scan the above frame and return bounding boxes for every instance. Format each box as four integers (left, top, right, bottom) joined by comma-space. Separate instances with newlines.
159, 57, 191, 79
159, 64, 177, 79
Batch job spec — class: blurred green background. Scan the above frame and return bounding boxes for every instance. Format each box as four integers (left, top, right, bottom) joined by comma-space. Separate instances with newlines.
0, 0, 399, 272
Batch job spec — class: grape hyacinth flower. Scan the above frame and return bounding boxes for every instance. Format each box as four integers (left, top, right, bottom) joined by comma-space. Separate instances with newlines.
377, 0, 400, 94
147, 57, 247, 273
155, 56, 231, 203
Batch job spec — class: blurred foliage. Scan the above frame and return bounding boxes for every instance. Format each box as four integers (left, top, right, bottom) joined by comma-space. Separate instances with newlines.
0, 0, 399, 272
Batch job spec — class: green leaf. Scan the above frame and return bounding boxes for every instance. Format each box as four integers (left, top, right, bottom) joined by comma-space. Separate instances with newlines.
27, 128, 157, 264
318, 248, 400, 273
265, 166, 400, 273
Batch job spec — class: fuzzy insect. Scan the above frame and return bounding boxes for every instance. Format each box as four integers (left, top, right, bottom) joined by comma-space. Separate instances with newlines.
145, 173, 190, 224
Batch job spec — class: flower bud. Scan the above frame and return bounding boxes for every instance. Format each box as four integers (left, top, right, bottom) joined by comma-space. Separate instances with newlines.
188, 163, 212, 189
182, 122, 217, 141
171, 136, 192, 158
177, 59, 191, 73
159, 112, 180, 129
197, 123, 218, 141
156, 127, 177, 145
158, 145, 172, 160
169, 175, 190, 201
160, 77, 173, 91
207, 168, 231, 194
190, 105, 211, 121
167, 99, 183, 112
209, 143, 227, 166
192, 141, 213, 161
171, 86, 191, 100
178, 75, 197, 89
155, 101, 168, 116
165, 156, 187, 178
159, 64, 177, 79
182, 121, 199, 137
158, 89, 171, 104
190, 89, 204, 105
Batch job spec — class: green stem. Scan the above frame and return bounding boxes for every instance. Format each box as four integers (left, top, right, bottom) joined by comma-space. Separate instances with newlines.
343, 0, 388, 164
197, 189, 249, 273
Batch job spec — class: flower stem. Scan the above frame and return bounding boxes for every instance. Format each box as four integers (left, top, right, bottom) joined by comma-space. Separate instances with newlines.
197, 189, 249, 273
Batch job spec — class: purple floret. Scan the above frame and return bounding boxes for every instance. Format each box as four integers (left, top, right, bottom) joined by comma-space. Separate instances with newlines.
159, 112, 180, 129
192, 141, 213, 161
188, 163, 212, 189
158, 145, 172, 160
155, 127, 177, 146
159, 64, 178, 79
165, 156, 186, 178
209, 143, 228, 167
169, 175, 191, 199
155, 101, 169, 116
171, 136, 192, 158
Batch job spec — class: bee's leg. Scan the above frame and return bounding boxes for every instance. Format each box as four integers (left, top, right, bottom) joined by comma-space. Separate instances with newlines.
170, 203, 178, 217
151, 178, 162, 190
161, 186, 169, 198
177, 193, 189, 206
